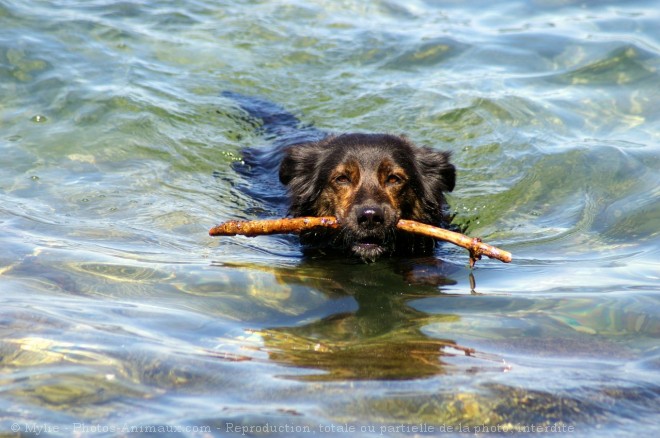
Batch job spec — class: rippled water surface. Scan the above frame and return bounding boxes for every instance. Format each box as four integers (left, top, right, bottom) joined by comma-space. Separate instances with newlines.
1, 0, 659, 436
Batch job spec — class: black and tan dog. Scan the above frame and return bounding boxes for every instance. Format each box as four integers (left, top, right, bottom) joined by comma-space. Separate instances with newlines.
225, 92, 455, 262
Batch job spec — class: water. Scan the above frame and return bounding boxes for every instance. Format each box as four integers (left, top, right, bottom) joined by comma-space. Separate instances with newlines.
1, 0, 658, 436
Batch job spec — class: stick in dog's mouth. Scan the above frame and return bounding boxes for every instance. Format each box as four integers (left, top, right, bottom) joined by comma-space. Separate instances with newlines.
209, 217, 512, 267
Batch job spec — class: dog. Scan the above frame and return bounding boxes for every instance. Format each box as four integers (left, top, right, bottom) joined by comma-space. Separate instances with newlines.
279, 133, 455, 261
224, 93, 456, 262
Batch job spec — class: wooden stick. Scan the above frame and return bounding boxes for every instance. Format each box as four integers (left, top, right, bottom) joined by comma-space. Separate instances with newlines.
209, 217, 512, 266
396, 219, 512, 267
209, 216, 341, 237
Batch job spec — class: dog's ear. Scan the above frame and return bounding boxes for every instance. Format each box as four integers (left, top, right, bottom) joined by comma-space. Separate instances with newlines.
279, 142, 322, 186
278, 146, 299, 186
416, 148, 456, 193
279, 141, 329, 215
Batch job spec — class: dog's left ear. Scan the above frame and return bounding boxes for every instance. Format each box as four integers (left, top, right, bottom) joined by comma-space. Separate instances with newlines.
416, 148, 456, 193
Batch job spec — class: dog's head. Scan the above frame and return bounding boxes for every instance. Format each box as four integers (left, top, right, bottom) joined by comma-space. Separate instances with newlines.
279, 133, 455, 261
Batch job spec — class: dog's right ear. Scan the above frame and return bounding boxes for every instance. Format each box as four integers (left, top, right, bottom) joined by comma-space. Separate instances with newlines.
279, 142, 319, 186
279, 135, 336, 186
279, 141, 329, 214
279, 145, 302, 186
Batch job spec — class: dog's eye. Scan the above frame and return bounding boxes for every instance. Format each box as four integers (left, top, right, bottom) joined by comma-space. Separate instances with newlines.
334, 175, 351, 185
386, 174, 403, 185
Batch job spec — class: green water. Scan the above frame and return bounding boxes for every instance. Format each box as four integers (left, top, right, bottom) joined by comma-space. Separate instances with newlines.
1, 0, 658, 436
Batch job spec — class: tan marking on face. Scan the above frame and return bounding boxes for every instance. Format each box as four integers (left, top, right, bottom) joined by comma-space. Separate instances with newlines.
316, 157, 412, 221
317, 160, 361, 219
377, 158, 409, 212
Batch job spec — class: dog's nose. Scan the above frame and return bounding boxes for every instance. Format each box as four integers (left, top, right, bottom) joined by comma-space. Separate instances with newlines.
357, 206, 385, 227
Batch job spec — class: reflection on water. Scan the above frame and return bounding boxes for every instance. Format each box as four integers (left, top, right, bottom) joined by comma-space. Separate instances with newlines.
1, 0, 659, 435
224, 258, 504, 381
